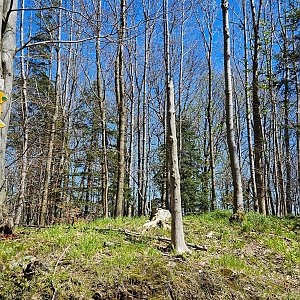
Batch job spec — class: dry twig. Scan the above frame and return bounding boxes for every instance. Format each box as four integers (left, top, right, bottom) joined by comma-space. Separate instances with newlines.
94, 227, 207, 251
51, 245, 71, 300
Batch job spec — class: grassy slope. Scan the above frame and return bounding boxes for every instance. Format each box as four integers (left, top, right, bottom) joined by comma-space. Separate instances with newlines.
0, 211, 299, 300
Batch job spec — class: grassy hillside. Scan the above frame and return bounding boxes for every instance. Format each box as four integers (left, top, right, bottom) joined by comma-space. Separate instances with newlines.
0, 211, 299, 300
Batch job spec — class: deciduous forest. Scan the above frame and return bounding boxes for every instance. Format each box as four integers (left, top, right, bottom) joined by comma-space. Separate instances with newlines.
0, 0, 299, 299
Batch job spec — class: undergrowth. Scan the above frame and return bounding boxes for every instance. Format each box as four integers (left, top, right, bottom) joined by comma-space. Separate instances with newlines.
0, 212, 299, 300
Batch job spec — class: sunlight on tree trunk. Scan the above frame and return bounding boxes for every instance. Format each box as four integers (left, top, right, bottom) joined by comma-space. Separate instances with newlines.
0, 0, 17, 229
222, 0, 244, 213
168, 81, 189, 254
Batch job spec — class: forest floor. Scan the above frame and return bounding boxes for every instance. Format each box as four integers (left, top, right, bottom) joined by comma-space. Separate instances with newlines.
0, 210, 299, 300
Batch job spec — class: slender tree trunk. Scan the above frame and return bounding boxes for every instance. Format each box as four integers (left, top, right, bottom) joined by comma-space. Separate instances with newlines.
207, 41, 216, 211
202, 113, 210, 211
95, 1, 109, 217
141, 2, 150, 214
178, 0, 185, 167
283, 40, 292, 215
127, 32, 137, 217
137, 88, 142, 215
163, 0, 170, 211
294, 52, 300, 196
127, 67, 135, 217
60, 0, 77, 207
266, 131, 275, 215
40, 5, 62, 226
272, 115, 280, 216
242, 0, 257, 211
168, 80, 189, 254
250, 0, 266, 214
15, 0, 28, 225
273, 110, 285, 216
222, 0, 244, 213
277, 0, 291, 215
243, 0, 258, 212
85, 162, 92, 216
265, 12, 282, 216
198, 1, 218, 211
115, 0, 127, 217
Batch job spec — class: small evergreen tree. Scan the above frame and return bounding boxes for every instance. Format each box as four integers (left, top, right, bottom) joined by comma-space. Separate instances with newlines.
153, 118, 209, 213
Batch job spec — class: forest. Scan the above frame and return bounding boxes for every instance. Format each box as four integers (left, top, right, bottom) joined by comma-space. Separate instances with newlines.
0, 0, 300, 299
0, 0, 299, 231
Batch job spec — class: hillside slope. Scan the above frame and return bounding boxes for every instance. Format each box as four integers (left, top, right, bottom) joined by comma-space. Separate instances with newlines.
0, 211, 299, 299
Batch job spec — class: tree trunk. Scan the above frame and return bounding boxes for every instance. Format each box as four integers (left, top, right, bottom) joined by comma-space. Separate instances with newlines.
207, 38, 216, 211
178, 0, 185, 169
242, 0, 257, 211
141, 2, 150, 215
294, 51, 300, 201
163, 0, 170, 211
0, 0, 18, 228
221, 0, 244, 213
14, 0, 28, 225
40, 5, 62, 226
127, 33, 137, 217
168, 80, 189, 254
250, 0, 266, 214
95, 2, 109, 218
198, 1, 217, 211
115, 0, 127, 217
283, 30, 292, 215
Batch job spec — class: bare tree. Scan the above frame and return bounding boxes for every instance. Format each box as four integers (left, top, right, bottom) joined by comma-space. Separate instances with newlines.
278, 1, 292, 214
95, 0, 109, 217
242, 0, 257, 211
14, 0, 30, 225
197, 0, 217, 211
250, 0, 266, 214
221, 0, 244, 213
115, 0, 127, 217
163, 0, 189, 253
168, 80, 189, 254
39, 2, 62, 226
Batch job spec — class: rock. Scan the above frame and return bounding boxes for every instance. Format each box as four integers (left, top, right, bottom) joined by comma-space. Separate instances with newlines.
206, 231, 214, 238
143, 209, 171, 230
152, 208, 171, 222
103, 241, 115, 248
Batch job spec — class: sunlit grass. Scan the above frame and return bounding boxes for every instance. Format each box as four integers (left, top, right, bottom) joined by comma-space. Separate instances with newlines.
0, 211, 299, 300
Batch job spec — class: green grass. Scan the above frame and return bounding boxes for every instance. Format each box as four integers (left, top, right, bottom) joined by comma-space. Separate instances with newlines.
0, 212, 299, 300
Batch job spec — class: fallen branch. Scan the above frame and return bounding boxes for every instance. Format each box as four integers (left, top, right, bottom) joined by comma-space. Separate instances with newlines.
23, 225, 50, 228
51, 245, 70, 300
93, 227, 207, 251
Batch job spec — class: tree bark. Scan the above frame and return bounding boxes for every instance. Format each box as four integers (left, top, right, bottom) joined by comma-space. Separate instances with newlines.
198, 1, 217, 211
163, 0, 170, 211
282, 19, 292, 215
115, 0, 127, 217
250, 0, 266, 214
0, 0, 18, 227
15, 0, 28, 225
168, 80, 189, 254
221, 0, 244, 213
40, 4, 62, 226
242, 0, 257, 211
95, 1, 109, 218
